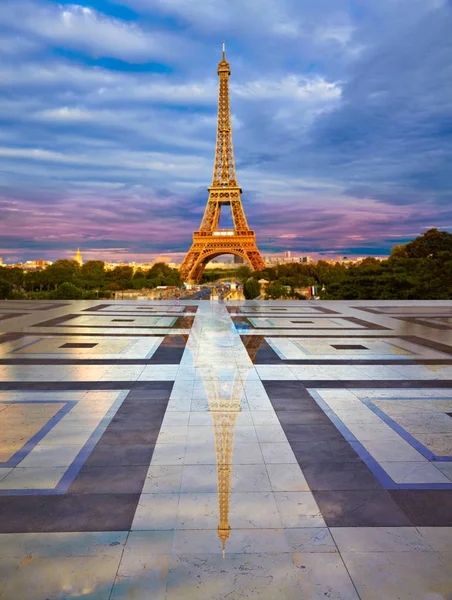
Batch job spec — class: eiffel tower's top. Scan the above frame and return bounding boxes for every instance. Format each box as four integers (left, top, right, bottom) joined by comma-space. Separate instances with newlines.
217, 41, 230, 75
212, 42, 237, 187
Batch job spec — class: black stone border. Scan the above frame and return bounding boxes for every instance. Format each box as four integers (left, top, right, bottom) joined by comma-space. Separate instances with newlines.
0, 302, 70, 312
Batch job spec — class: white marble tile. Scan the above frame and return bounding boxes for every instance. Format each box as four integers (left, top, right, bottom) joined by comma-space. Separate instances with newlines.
150, 443, 185, 466
285, 528, 337, 552
435, 462, 452, 481
142, 465, 183, 493
138, 365, 178, 380
0, 555, 121, 600
359, 438, 428, 462
176, 493, 219, 529
255, 365, 298, 380
132, 494, 180, 530
266, 463, 310, 492
0, 532, 127, 558
417, 527, 452, 552
172, 528, 290, 555
0, 466, 66, 490
254, 425, 288, 443
17, 444, 82, 468
161, 411, 190, 427
260, 442, 297, 464
165, 552, 303, 600
122, 530, 174, 556
331, 527, 433, 552
156, 426, 188, 445
111, 553, 170, 600
0, 468, 13, 483
274, 492, 325, 528
379, 461, 451, 484
292, 553, 359, 599
341, 550, 452, 600
250, 411, 280, 426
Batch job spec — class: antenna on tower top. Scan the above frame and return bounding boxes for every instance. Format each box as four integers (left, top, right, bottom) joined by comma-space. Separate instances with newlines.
222, 41, 226, 59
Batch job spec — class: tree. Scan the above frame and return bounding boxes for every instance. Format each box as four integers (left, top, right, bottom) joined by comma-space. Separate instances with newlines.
0, 279, 12, 299
236, 265, 252, 282
48, 282, 83, 299
265, 282, 288, 299
44, 260, 80, 289
243, 278, 260, 299
80, 261, 105, 288
396, 228, 452, 259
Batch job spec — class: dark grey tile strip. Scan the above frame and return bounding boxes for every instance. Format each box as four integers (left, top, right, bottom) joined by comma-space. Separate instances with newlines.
282, 359, 452, 365
0, 381, 172, 532
0, 381, 175, 391
150, 334, 188, 364
9, 332, 171, 337
296, 380, 452, 388
0, 313, 27, 321
0, 302, 70, 311
82, 303, 112, 312
263, 380, 411, 526
395, 317, 452, 331
354, 305, 452, 316
0, 494, 141, 532
389, 490, 452, 526
0, 332, 24, 345
33, 314, 79, 327
345, 316, 390, 330
403, 335, 452, 356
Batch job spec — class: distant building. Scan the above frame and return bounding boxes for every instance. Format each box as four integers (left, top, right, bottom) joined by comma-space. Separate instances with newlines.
284, 251, 291, 259
73, 248, 83, 266
301, 256, 312, 263
0, 257, 2, 266
22, 260, 52, 271
233, 255, 245, 264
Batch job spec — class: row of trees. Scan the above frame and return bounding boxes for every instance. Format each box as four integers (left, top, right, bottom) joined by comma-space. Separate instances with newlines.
0, 261, 182, 300
241, 229, 452, 300
1, 229, 450, 301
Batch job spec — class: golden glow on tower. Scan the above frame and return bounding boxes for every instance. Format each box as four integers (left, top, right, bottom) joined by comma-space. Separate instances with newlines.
73, 248, 83, 266
179, 44, 265, 283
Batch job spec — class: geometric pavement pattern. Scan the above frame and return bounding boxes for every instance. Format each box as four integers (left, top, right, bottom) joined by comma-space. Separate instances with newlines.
0, 298, 451, 599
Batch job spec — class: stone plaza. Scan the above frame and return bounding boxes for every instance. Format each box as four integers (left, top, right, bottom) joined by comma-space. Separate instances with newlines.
0, 299, 451, 599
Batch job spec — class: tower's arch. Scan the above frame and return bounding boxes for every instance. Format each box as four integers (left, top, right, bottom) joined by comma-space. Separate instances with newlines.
189, 249, 252, 283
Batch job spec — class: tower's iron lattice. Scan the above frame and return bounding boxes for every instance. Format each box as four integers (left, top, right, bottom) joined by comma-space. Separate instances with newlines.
179, 44, 265, 283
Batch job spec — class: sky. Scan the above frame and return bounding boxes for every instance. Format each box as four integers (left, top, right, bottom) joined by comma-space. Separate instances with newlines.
0, 0, 451, 263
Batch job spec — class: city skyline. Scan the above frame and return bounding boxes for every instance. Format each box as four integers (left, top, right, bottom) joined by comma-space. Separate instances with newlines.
1, 0, 451, 264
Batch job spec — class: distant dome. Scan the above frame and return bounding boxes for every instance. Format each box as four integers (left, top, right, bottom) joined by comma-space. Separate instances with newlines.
73, 248, 83, 266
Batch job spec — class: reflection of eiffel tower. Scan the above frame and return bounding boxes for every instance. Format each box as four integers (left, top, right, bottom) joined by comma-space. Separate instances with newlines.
206, 374, 243, 558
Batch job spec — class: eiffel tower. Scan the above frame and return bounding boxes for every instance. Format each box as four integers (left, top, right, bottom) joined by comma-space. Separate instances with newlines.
179, 43, 266, 283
